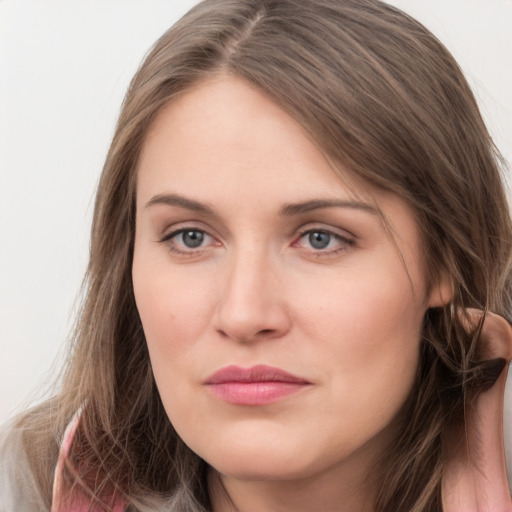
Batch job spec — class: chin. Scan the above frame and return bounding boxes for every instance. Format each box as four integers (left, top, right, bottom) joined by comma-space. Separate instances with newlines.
210, 459, 316, 482
199, 439, 344, 482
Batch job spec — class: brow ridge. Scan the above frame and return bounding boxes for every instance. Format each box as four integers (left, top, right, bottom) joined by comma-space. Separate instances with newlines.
144, 193, 217, 216
145, 193, 377, 217
279, 199, 378, 216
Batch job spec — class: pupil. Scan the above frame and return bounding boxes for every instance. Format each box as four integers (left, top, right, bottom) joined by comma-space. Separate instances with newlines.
309, 231, 330, 249
182, 230, 204, 248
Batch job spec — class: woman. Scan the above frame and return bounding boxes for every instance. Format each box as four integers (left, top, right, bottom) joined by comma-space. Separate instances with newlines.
1, 0, 511, 510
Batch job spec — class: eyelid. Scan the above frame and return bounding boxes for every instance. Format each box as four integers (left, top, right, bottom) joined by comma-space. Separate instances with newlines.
156, 221, 357, 257
158, 223, 221, 254
159, 220, 216, 241
294, 222, 357, 242
159, 227, 210, 243
291, 225, 357, 255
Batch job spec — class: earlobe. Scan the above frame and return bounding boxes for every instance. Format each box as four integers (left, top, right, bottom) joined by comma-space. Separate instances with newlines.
427, 274, 454, 308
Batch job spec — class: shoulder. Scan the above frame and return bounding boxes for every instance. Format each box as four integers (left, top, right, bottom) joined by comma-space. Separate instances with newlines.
0, 406, 125, 512
0, 419, 49, 512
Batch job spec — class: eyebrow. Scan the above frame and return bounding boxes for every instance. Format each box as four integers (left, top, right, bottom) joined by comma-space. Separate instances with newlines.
145, 193, 378, 217
145, 193, 217, 216
279, 199, 378, 216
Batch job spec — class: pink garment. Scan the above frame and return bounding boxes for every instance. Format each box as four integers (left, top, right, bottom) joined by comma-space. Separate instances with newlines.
51, 411, 125, 512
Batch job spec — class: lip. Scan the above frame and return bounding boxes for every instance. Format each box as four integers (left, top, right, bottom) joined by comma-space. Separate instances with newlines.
204, 365, 311, 405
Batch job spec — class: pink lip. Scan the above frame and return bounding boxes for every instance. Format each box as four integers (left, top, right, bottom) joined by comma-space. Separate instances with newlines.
204, 365, 311, 405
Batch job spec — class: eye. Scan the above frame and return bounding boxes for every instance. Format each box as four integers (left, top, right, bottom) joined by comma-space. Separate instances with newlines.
178, 229, 206, 248
160, 227, 218, 254
307, 231, 333, 250
293, 228, 355, 255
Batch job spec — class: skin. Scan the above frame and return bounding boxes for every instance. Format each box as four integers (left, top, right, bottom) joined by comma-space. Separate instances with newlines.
131, 75, 488, 511
442, 311, 512, 512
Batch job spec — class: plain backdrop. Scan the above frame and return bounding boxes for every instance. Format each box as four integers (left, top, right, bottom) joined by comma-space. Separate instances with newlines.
0, 0, 511, 468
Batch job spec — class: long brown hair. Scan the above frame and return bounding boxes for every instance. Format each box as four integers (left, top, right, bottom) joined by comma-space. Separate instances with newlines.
15, 0, 512, 510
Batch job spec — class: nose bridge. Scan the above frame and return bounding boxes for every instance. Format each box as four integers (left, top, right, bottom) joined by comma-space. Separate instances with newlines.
215, 241, 288, 342
223, 242, 273, 320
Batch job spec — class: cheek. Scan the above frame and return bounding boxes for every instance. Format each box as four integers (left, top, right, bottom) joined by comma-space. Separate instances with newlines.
298, 260, 424, 353
131, 247, 221, 426
294, 258, 424, 421
132, 260, 217, 436
133, 254, 214, 353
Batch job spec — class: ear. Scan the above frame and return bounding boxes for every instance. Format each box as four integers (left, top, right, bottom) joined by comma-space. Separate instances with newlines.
427, 272, 453, 308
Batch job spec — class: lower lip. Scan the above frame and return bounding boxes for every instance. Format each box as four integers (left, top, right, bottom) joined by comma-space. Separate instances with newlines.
206, 382, 310, 405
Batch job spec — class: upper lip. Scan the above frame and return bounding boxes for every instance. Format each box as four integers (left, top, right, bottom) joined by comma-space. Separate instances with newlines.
204, 364, 310, 384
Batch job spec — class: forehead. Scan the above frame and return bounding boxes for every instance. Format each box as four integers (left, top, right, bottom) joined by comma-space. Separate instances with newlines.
137, 76, 418, 238
138, 76, 370, 201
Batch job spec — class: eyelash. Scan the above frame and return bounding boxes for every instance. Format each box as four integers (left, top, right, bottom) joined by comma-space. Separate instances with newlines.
293, 228, 356, 257
159, 227, 217, 255
158, 226, 356, 257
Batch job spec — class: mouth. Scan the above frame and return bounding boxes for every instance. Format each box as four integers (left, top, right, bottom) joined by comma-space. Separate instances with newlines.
204, 364, 312, 405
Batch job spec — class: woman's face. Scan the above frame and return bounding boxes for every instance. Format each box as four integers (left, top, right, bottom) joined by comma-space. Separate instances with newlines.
133, 76, 449, 485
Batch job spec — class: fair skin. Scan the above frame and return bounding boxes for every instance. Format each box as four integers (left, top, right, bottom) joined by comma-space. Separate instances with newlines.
131, 75, 508, 511
442, 310, 512, 511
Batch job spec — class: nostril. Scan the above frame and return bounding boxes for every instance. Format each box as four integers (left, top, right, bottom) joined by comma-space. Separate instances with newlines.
214, 297, 291, 343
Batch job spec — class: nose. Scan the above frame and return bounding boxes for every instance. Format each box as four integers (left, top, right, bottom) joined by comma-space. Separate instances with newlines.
214, 247, 291, 343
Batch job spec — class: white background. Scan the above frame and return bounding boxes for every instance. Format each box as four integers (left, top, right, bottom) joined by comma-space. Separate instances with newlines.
0, 0, 511, 435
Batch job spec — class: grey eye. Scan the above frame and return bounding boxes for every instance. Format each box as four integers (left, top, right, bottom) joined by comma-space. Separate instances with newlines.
308, 231, 331, 249
181, 230, 205, 248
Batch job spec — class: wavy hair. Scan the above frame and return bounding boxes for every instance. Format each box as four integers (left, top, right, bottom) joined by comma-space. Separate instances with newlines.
15, 1, 512, 510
